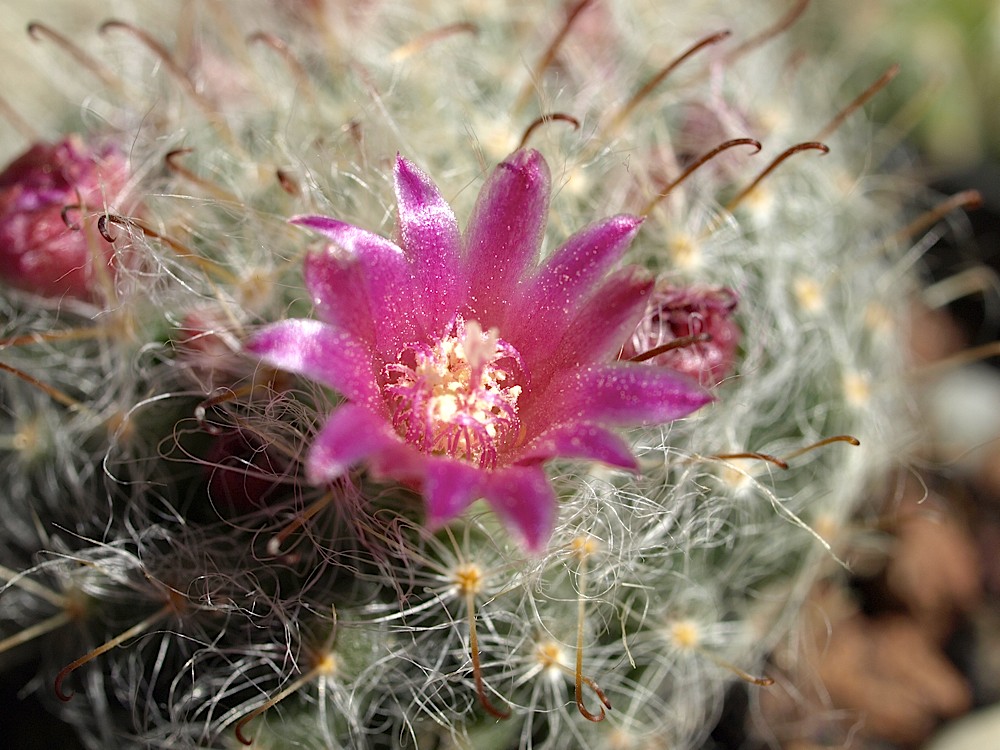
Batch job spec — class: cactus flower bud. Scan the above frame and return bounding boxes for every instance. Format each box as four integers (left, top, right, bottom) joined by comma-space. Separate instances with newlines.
0, 135, 130, 300
623, 283, 741, 386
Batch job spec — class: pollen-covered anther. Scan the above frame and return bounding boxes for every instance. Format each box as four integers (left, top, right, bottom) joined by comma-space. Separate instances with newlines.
386, 317, 524, 467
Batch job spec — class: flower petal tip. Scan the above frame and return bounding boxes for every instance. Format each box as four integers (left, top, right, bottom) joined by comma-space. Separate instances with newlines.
502, 148, 548, 182
616, 213, 645, 233
393, 151, 412, 174
305, 457, 349, 486
288, 215, 355, 238
483, 468, 556, 553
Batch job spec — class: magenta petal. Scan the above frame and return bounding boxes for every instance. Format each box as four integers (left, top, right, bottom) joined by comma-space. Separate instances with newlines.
303, 249, 377, 346
522, 266, 654, 398
394, 155, 461, 332
246, 319, 381, 410
307, 404, 398, 483
482, 467, 556, 552
463, 149, 550, 328
561, 266, 654, 364
292, 216, 421, 356
513, 422, 638, 470
423, 458, 484, 528
542, 363, 712, 428
506, 214, 643, 363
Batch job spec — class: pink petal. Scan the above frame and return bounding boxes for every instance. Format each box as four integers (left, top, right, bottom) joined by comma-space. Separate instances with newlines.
246, 319, 382, 410
558, 266, 654, 365
482, 467, 556, 552
463, 149, 550, 328
505, 214, 643, 365
303, 249, 376, 345
394, 155, 461, 333
307, 404, 399, 483
512, 422, 637, 470
539, 363, 712, 428
521, 266, 654, 398
422, 458, 485, 528
292, 216, 421, 358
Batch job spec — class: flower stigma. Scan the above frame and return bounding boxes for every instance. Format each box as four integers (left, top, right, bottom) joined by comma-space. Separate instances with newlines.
385, 316, 525, 467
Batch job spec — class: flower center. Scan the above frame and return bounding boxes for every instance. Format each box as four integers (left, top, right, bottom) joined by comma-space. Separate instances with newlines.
384, 317, 524, 467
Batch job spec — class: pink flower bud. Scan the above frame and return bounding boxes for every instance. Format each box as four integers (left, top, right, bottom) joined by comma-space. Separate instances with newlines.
175, 308, 247, 391
0, 135, 130, 300
204, 430, 288, 514
624, 283, 741, 386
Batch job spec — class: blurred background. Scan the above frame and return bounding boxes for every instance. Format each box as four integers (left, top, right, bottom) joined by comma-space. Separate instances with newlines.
743, 1, 1000, 747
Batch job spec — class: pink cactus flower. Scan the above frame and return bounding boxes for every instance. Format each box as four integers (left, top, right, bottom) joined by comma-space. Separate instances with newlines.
623, 283, 741, 386
0, 135, 130, 301
247, 149, 711, 549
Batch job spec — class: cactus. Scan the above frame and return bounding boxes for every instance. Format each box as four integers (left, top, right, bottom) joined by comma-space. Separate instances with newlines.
0, 1, 939, 748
